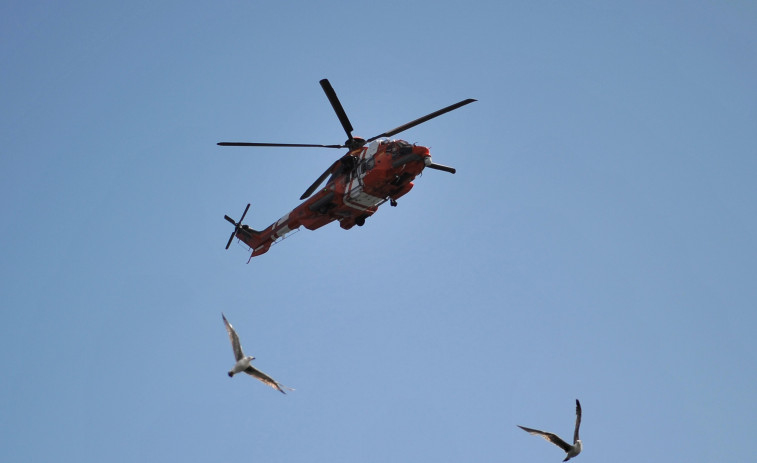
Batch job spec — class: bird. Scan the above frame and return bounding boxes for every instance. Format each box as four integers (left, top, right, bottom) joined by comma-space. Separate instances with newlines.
517, 399, 582, 461
222, 313, 291, 394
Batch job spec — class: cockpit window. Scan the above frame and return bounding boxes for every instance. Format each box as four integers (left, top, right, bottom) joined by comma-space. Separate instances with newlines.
396, 141, 412, 156
388, 140, 413, 157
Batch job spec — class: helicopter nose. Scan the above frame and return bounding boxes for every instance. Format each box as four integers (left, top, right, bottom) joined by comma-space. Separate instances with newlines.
417, 145, 455, 174
412, 145, 430, 156
392, 144, 430, 169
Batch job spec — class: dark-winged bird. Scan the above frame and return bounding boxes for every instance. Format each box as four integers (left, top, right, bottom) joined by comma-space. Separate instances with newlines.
518, 399, 582, 461
222, 313, 291, 394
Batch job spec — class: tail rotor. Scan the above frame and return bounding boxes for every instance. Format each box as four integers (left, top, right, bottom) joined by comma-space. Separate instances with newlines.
224, 203, 251, 250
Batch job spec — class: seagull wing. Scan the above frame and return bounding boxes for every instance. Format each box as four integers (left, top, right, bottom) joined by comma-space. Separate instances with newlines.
518, 426, 572, 453
573, 399, 582, 443
222, 313, 245, 361
244, 365, 288, 394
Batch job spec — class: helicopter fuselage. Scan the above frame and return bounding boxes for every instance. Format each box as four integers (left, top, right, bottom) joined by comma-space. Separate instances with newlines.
233, 139, 430, 258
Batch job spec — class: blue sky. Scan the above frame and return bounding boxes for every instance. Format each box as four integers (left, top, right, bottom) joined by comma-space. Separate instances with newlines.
2, 1, 756, 461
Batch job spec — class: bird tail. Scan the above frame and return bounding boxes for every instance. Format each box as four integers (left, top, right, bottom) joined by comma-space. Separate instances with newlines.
277, 383, 295, 394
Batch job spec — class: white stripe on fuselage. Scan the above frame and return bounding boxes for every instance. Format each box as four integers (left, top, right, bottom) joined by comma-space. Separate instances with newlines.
275, 213, 290, 227
274, 224, 292, 239
343, 178, 383, 211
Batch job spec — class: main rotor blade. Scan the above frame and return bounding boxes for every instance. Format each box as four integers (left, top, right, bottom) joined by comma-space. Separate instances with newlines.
319, 79, 354, 142
218, 142, 345, 148
367, 98, 477, 142
300, 159, 339, 200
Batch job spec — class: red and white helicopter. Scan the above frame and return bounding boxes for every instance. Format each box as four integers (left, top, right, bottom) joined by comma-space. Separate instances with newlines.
220, 79, 475, 260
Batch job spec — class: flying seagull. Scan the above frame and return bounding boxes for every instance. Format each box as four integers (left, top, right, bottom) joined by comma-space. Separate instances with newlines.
518, 399, 582, 461
222, 313, 291, 394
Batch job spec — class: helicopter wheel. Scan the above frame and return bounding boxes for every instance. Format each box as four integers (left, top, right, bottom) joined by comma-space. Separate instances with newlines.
355, 216, 366, 226
390, 199, 398, 207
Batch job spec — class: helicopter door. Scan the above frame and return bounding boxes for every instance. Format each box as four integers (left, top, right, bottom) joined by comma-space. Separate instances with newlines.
344, 145, 383, 210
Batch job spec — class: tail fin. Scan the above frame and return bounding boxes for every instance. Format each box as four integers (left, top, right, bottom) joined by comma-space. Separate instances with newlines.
224, 203, 274, 260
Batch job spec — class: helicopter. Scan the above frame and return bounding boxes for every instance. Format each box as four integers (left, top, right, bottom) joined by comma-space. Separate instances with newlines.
220, 79, 475, 260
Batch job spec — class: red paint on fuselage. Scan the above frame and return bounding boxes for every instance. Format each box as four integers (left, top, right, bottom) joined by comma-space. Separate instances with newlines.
233, 140, 431, 258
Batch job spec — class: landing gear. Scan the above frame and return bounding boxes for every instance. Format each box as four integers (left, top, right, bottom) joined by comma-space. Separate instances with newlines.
355, 215, 367, 226
390, 199, 398, 207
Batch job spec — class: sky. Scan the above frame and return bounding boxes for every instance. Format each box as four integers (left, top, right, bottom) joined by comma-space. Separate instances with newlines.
2, 1, 756, 461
